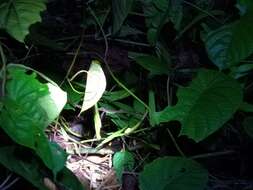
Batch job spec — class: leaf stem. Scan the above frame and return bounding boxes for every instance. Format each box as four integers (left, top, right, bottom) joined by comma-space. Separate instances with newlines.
166, 128, 186, 157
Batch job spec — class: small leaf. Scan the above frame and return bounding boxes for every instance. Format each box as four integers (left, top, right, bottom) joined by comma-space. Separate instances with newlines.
80, 60, 106, 113
139, 156, 208, 190
113, 151, 135, 182
156, 69, 243, 142
0, 0, 46, 42
112, 0, 134, 34
203, 6, 253, 69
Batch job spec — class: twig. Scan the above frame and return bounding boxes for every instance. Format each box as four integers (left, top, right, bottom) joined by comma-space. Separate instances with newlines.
0, 43, 7, 96
190, 150, 236, 160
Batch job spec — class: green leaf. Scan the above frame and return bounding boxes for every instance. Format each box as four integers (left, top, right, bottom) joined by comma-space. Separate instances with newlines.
239, 102, 253, 112
62, 83, 82, 110
143, 0, 183, 45
80, 60, 106, 113
0, 146, 48, 190
103, 89, 132, 102
0, 0, 46, 42
203, 7, 253, 69
113, 151, 135, 182
0, 67, 67, 173
36, 140, 67, 176
112, 0, 134, 34
230, 63, 253, 79
133, 55, 168, 76
139, 156, 208, 190
156, 69, 243, 142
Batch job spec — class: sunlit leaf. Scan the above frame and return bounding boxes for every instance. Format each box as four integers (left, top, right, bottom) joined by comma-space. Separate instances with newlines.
139, 157, 208, 190
0, 67, 67, 174
80, 60, 106, 113
39, 83, 67, 126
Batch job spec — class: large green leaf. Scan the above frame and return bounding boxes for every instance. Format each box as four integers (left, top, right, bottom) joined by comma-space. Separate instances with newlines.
112, 0, 134, 34
156, 69, 243, 142
113, 151, 135, 182
0, 67, 67, 174
203, 5, 253, 69
0, 0, 46, 42
139, 156, 208, 190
